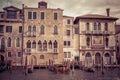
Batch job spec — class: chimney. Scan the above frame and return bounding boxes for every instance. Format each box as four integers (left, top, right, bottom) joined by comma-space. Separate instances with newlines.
106, 8, 110, 16
38, 1, 47, 8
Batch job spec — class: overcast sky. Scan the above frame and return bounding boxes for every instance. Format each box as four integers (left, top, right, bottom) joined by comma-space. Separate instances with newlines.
0, 0, 120, 24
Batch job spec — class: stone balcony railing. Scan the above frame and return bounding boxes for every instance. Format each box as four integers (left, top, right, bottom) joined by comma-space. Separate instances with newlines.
25, 48, 59, 54
81, 31, 114, 35
0, 32, 4, 36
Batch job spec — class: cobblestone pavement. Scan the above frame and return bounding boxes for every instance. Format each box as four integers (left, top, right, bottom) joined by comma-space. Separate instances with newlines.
0, 68, 120, 80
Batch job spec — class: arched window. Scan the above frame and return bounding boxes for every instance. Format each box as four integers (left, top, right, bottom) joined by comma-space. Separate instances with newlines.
95, 53, 101, 64
98, 23, 101, 31
40, 25, 44, 34
105, 37, 109, 47
33, 25, 36, 36
7, 37, 11, 47
86, 23, 90, 31
27, 40, 31, 48
85, 52, 92, 67
94, 23, 97, 30
104, 53, 111, 65
43, 40, 47, 51
86, 52, 91, 57
32, 40, 36, 49
28, 25, 32, 32
38, 40, 42, 51
54, 40, 58, 48
1, 38, 5, 50
40, 55, 44, 59
86, 37, 90, 47
16, 38, 20, 47
54, 25, 58, 34
28, 25, 32, 36
105, 23, 108, 31
48, 40, 52, 49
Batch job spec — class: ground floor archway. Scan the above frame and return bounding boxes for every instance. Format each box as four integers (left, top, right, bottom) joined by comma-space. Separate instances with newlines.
95, 53, 101, 65
104, 53, 111, 65
85, 52, 92, 67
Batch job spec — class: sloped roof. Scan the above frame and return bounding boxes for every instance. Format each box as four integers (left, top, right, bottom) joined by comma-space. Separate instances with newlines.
74, 14, 118, 24
3, 6, 21, 11
63, 15, 74, 18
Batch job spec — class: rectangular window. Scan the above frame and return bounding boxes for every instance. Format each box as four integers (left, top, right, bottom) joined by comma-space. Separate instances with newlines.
68, 52, 71, 58
64, 52, 67, 58
8, 52, 12, 57
67, 19, 70, 24
64, 41, 66, 46
7, 11, 17, 19
6, 26, 12, 32
66, 30, 70, 36
0, 25, 4, 33
19, 26, 22, 33
68, 41, 71, 46
75, 28, 79, 34
18, 52, 22, 57
41, 12, 44, 19
33, 12, 37, 19
54, 13, 57, 20
28, 12, 32, 19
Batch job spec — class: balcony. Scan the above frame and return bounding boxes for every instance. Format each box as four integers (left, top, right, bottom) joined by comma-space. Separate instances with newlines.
92, 31, 103, 35
26, 32, 36, 37
81, 31, 92, 35
81, 46, 86, 49
25, 48, 31, 55
53, 48, 59, 53
91, 45, 104, 49
85, 31, 92, 35
0, 32, 4, 36
104, 31, 110, 35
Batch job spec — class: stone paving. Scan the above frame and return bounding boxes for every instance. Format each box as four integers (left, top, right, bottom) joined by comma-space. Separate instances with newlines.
0, 68, 120, 80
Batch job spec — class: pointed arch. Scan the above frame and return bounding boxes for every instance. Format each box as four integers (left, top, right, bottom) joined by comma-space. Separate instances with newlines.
16, 38, 20, 47
27, 40, 31, 48
38, 40, 42, 51
54, 40, 58, 48
40, 25, 44, 34
1, 38, 5, 50
43, 40, 47, 51
32, 40, 36, 49
54, 25, 58, 34
86, 37, 90, 47
48, 40, 52, 49
28, 25, 32, 32
33, 25, 36, 36
7, 37, 11, 47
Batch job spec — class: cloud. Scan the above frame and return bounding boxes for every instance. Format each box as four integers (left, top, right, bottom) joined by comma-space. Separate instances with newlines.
0, 0, 120, 24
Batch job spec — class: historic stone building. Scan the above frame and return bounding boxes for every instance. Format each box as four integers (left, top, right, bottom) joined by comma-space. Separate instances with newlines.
0, 6, 22, 66
74, 9, 118, 67
0, 1, 119, 68
115, 25, 120, 64
23, 1, 64, 67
